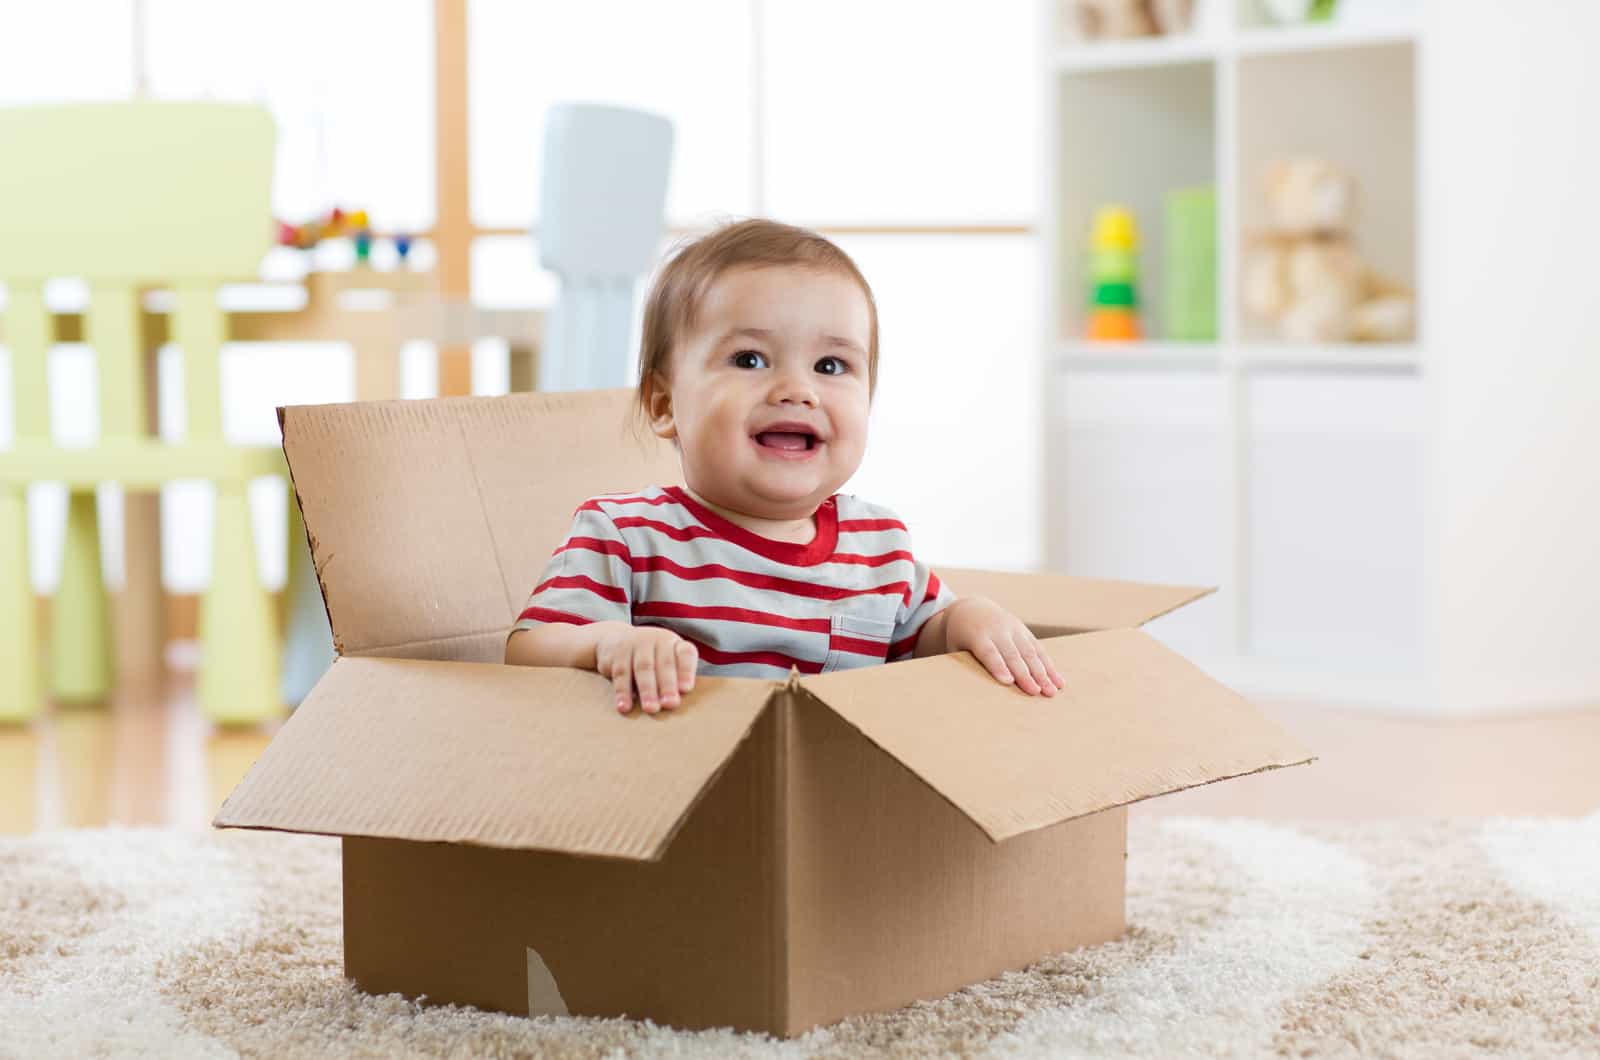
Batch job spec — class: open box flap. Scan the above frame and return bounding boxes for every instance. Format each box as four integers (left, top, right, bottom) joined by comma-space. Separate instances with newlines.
936, 568, 1214, 638
213, 656, 771, 861
800, 629, 1313, 843
279, 389, 680, 661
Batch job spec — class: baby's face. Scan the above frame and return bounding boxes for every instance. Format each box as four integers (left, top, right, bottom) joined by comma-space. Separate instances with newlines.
648, 264, 872, 522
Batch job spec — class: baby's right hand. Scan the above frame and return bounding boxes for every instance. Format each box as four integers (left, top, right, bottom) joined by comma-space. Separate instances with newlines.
594, 625, 699, 715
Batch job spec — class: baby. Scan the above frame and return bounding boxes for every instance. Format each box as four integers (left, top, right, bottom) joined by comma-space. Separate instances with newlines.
505, 219, 1064, 714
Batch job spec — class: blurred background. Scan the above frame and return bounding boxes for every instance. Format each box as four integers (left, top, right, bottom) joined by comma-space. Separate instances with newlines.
1, 0, 1597, 832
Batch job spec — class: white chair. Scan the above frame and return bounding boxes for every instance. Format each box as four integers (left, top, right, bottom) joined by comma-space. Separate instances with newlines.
535, 103, 673, 392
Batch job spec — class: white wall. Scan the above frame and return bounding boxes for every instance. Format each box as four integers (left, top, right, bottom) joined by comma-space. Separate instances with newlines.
1428, 2, 1600, 710
838, 234, 1040, 571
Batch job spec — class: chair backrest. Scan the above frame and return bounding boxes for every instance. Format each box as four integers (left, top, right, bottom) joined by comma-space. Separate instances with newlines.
535, 103, 673, 392
0, 102, 275, 282
0, 103, 276, 445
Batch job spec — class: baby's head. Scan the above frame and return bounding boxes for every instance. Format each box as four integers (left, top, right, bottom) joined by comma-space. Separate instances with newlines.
639, 219, 878, 523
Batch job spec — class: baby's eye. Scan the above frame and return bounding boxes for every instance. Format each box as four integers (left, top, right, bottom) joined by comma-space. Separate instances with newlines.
732, 350, 768, 370
815, 356, 849, 376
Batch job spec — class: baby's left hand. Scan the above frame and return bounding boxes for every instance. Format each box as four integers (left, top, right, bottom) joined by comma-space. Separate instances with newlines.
943, 597, 1065, 697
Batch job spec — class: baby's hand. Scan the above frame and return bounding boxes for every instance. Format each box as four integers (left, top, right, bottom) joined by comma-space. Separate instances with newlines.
944, 597, 1064, 697
594, 625, 699, 715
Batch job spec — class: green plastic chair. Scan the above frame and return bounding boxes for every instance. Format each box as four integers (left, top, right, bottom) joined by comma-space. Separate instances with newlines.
0, 102, 283, 724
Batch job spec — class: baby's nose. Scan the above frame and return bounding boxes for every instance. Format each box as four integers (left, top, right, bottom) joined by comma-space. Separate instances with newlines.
771, 374, 819, 406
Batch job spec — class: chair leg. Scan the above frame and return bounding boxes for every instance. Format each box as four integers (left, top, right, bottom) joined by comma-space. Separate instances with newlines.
507, 340, 538, 394
51, 489, 114, 705
198, 483, 281, 725
116, 488, 167, 691
0, 487, 43, 722
537, 296, 570, 392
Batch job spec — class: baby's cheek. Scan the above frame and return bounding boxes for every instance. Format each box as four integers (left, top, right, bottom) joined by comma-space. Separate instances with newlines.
834, 436, 869, 473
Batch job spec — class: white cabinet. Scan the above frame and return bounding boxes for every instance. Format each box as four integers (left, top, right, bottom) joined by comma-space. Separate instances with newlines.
1047, 371, 1230, 658
1245, 374, 1426, 675
1041, 0, 1600, 713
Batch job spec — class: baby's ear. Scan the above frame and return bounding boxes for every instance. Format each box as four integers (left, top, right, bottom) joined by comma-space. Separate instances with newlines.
642, 373, 677, 441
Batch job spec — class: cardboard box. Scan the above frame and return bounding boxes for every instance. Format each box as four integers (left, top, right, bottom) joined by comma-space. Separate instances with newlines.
215, 389, 1312, 1037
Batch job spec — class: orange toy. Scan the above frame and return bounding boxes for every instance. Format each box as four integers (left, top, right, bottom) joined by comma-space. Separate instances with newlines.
1087, 307, 1141, 341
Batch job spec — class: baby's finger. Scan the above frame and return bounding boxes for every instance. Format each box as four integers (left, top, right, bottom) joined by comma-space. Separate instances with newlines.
1043, 653, 1066, 690
676, 640, 698, 694
611, 663, 634, 714
633, 646, 661, 714
656, 641, 681, 709
1000, 639, 1041, 695
1020, 642, 1056, 697
973, 640, 1014, 685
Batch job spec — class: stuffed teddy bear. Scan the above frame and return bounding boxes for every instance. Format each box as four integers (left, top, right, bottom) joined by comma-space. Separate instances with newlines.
1241, 157, 1415, 343
1065, 0, 1195, 39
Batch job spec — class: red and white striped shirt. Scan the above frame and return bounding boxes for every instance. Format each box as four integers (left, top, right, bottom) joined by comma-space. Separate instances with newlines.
512, 485, 954, 679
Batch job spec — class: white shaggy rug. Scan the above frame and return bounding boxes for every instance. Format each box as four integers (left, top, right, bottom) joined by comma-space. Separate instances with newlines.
3, 816, 1598, 1059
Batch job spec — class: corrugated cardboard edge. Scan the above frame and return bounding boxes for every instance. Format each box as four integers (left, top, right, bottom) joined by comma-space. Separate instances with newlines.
278, 404, 341, 655
798, 635, 1315, 844
935, 567, 1216, 633
770, 678, 796, 1034
212, 752, 760, 863
276, 391, 682, 662
276, 399, 517, 661
778, 679, 1035, 842
809, 690, 1314, 844
212, 658, 780, 863
637, 688, 783, 863
1138, 584, 1218, 626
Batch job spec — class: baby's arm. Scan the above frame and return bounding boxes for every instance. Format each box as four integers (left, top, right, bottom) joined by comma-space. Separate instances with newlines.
506, 621, 622, 669
505, 499, 698, 714
506, 623, 698, 715
914, 598, 1064, 697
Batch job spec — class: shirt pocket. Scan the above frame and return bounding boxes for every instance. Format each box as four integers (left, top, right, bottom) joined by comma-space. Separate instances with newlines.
821, 613, 896, 673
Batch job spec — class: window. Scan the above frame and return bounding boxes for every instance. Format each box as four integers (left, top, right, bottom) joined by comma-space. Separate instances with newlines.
1, 0, 1044, 591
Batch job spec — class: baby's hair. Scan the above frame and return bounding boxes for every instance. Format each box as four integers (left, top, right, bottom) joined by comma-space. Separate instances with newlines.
636, 218, 880, 421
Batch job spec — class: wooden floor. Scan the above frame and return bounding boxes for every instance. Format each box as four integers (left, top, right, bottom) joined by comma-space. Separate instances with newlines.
2, 660, 1598, 834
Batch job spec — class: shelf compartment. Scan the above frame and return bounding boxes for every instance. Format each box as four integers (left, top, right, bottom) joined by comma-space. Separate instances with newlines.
1235, 40, 1417, 344
1056, 61, 1216, 344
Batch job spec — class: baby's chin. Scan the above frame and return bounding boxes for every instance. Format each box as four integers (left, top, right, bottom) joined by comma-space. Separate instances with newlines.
693, 477, 839, 521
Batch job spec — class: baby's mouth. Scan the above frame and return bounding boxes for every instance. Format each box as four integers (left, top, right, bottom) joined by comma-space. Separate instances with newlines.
754, 431, 817, 451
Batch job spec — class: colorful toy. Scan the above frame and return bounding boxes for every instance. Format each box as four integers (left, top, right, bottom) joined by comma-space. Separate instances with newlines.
1164, 186, 1217, 341
1086, 205, 1143, 342
276, 206, 412, 265
1260, 0, 1338, 24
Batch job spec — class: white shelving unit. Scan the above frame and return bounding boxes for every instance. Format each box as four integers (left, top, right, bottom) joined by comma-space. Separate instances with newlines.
1040, 1, 1600, 715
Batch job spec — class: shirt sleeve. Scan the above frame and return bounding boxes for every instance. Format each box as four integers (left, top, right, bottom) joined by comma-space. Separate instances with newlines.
889, 552, 956, 662
510, 501, 633, 634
